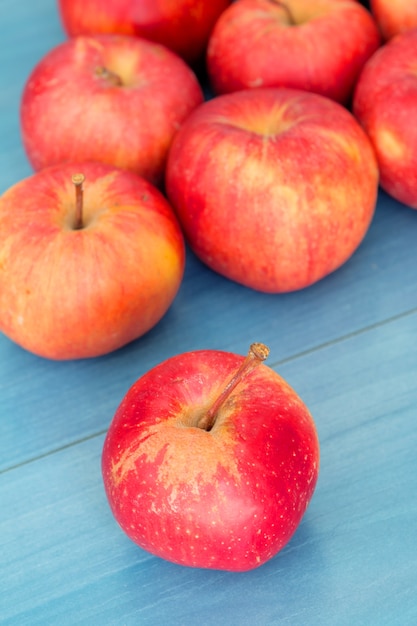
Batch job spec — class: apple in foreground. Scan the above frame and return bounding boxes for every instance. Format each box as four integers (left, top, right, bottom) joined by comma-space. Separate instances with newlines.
20, 34, 204, 186
0, 162, 185, 360
369, 0, 417, 40
353, 29, 417, 209
102, 343, 320, 571
165, 87, 379, 293
58, 0, 231, 67
206, 0, 380, 104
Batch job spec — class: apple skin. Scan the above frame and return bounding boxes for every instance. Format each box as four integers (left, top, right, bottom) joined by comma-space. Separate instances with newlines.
165, 87, 379, 293
206, 0, 381, 104
0, 162, 185, 360
353, 29, 417, 209
57, 0, 231, 66
101, 347, 319, 571
369, 0, 417, 40
20, 34, 204, 186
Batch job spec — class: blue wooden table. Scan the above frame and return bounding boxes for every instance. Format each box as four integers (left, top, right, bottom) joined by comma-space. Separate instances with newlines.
1, 2, 417, 624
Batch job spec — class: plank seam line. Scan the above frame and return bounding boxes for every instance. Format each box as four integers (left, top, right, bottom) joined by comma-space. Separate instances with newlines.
269, 306, 417, 368
2, 306, 416, 476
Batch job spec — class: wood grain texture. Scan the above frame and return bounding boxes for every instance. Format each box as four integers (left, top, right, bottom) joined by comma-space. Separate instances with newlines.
2, 314, 416, 625
1, 2, 417, 625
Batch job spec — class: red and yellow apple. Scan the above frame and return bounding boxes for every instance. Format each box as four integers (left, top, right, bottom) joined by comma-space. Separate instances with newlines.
0, 162, 185, 360
165, 87, 379, 293
206, 0, 381, 104
20, 34, 204, 186
353, 29, 417, 209
102, 343, 320, 571
369, 0, 417, 40
58, 0, 231, 66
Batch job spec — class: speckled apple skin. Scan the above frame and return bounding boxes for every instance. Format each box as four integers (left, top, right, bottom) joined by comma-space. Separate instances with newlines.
20, 34, 204, 186
0, 162, 185, 359
102, 349, 319, 572
206, 0, 380, 104
58, 0, 231, 66
369, 0, 417, 41
353, 29, 417, 209
165, 87, 379, 293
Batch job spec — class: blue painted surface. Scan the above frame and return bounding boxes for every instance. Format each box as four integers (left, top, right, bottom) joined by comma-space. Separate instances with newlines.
1, 2, 417, 625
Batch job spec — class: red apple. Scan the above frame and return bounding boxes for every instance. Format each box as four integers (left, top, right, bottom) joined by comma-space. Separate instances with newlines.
58, 0, 231, 66
353, 29, 417, 209
20, 34, 204, 186
102, 342, 320, 572
0, 162, 185, 360
165, 87, 379, 293
369, 0, 417, 40
206, 0, 381, 104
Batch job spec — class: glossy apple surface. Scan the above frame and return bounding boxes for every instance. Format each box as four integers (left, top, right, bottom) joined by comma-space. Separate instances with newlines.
165, 87, 379, 293
58, 0, 231, 66
0, 162, 185, 360
353, 29, 417, 209
206, 0, 380, 104
20, 35, 204, 186
370, 0, 417, 40
102, 344, 320, 571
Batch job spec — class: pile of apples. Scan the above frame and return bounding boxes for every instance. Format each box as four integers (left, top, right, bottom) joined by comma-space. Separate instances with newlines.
1, 0, 417, 572
1, 0, 417, 360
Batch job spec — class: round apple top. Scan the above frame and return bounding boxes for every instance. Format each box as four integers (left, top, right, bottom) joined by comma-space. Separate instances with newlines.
102, 343, 320, 572
0, 162, 185, 359
206, 0, 381, 103
20, 34, 204, 185
165, 86, 379, 293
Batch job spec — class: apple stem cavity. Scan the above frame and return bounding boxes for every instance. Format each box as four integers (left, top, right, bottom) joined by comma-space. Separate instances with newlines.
95, 66, 123, 87
198, 342, 270, 431
72, 173, 85, 230
270, 0, 295, 24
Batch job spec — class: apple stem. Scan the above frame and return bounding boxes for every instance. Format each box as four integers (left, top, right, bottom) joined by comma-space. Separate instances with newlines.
72, 173, 85, 230
269, 0, 295, 24
95, 66, 123, 87
198, 343, 270, 431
